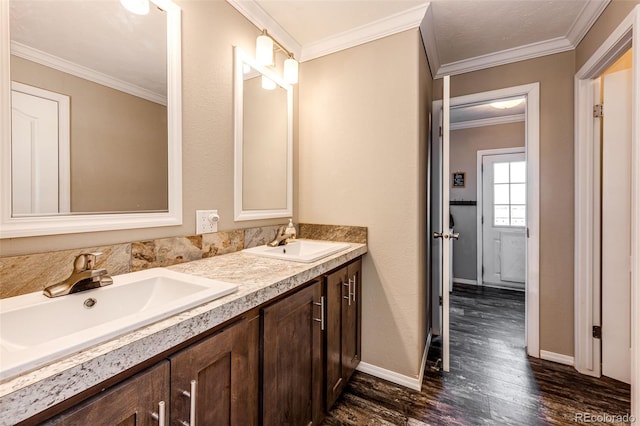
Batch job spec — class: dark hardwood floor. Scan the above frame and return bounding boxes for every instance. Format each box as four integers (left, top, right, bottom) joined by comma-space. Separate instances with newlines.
322, 284, 631, 425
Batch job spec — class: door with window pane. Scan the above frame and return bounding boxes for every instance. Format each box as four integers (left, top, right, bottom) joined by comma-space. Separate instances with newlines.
481, 152, 526, 289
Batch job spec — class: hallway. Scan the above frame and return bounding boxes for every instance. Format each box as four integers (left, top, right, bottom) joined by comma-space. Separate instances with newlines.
322, 284, 631, 425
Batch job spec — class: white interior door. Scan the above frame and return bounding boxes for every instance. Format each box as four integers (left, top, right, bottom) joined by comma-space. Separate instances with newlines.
601, 67, 632, 384
10, 82, 70, 215
481, 153, 526, 290
433, 76, 452, 372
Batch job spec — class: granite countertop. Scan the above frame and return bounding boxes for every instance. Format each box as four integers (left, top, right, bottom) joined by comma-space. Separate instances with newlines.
0, 242, 367, 425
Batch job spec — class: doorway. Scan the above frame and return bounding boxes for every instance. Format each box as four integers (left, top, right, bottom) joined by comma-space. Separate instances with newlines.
431, 82, 541, 364
574, 6, 638, 416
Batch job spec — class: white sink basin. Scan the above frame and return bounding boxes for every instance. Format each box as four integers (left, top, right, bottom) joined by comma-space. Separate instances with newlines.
243, 239, 350, 263
0, 268, 238, 381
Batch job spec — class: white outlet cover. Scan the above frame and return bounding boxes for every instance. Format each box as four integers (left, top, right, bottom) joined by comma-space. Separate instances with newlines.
196, 210, 219, 234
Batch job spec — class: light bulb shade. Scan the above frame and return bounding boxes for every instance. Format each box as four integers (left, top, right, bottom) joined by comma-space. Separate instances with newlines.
120, 0, 149, 15
283, 57, 299, 84
262, 75, 276, 90
256, 34, 274, 66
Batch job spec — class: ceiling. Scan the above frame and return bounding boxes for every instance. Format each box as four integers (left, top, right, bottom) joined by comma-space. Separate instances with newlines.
9, 0, 167, 104
229, 0, 611, 77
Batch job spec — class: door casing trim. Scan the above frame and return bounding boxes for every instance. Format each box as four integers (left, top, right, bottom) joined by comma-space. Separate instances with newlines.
574, 4, 639, 416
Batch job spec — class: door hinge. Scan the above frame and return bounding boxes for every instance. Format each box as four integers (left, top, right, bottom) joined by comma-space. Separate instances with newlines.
592, 325, 602, 339
481, 216, 484, 224
526, 227, 530, 238
439, 126, 443, 137
439, 296, 443, 306
593, 104, 603, 118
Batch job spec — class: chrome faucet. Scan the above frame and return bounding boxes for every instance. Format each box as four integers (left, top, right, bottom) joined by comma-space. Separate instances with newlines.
43, 252, 113, 298
267, 226, 293, 247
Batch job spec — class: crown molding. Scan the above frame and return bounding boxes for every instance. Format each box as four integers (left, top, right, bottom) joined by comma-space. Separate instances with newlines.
226, 0, 302, 59
451, 113, 525, 131
435, 36, 573, 78
419, 3, 439, 77
300, 3, 429, 62
10, 41, 166, 105
433, 0, 609, 78
566, 0, 611, 46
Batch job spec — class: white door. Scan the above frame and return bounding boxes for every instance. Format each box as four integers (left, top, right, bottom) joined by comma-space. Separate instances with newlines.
431, 75, 452, 372
601, 67, 632, 384
481, 153, 526, 289
11, 82, 70, 215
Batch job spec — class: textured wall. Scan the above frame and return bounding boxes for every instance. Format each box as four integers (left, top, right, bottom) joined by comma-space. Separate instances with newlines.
298, 29, 430, 379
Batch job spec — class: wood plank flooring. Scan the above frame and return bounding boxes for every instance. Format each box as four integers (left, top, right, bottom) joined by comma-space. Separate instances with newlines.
322, 284, 631, 425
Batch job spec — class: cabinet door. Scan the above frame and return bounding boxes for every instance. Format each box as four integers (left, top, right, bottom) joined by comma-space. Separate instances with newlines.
45, 361, 169, 426
262, 280, 323, 426
343, 258, 362, 379
170, 315, 259, 426
325, 266, 348, 409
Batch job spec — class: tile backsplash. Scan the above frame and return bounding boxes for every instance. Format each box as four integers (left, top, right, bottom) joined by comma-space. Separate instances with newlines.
0, 223, 367, 299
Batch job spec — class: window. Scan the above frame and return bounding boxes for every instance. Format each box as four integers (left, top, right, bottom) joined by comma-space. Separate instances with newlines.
493, 161, 526, 227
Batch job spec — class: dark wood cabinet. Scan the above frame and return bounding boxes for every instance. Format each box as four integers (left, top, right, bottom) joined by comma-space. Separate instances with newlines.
34, 255, 364, 426
325, 258, 362, 410
45, 361, 170, 426
262, 280, 324, 426
170, 314, 259, 426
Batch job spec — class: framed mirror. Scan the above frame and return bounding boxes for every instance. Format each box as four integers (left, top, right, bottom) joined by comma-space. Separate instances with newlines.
234, 47, 293, 221
0, 0, 182, 238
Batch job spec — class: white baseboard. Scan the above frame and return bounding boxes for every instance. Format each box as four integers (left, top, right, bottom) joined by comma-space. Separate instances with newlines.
540, 350, 575, 366
453, 277, 478, 285
356, 336, 430, 392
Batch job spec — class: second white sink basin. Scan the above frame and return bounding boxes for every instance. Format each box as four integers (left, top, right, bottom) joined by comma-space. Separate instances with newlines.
243, 239, 350, 263
0, 268, 238, 381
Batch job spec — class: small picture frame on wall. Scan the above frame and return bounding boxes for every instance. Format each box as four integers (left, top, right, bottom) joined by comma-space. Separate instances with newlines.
452, 171, 465, 188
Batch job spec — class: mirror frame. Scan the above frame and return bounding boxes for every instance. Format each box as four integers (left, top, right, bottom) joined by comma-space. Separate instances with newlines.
0, 0, 182, 238
233, 47, 293, 221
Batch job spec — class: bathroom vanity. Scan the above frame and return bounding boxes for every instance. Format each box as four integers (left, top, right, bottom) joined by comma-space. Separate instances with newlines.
0, 242, 366, 425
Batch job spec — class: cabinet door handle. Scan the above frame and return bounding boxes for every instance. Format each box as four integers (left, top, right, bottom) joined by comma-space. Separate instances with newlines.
151, 401, 166, 426
351, 275, 357, 303
314, 296, 325, 330
179, 380, 197, 426
343, 279, 352, 306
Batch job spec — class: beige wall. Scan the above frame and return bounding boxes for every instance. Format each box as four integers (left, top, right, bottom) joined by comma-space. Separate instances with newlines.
576, 0, 639, 71
435, 51, 576, 356
298, 29, 430, 378
450, 122, 525, 201
11, 56, 168, 212
450, 122, 525, 281
1, 0, 290, 256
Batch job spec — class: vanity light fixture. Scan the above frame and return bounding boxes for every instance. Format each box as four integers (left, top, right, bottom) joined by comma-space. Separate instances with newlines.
120, 0, 150, 15
255, 29, 299, 85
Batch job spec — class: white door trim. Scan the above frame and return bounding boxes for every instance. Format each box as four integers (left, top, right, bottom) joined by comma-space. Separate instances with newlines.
432, 81, 540, 358
476, 147, 526, 288
574, 4, 639, 416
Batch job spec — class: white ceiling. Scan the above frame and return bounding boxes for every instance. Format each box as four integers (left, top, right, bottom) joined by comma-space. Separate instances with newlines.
9, 0, 167, 103
230, 0, 610, 77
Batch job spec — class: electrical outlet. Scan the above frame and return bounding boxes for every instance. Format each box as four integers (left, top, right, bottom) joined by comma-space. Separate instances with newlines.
196, 210, 219, 234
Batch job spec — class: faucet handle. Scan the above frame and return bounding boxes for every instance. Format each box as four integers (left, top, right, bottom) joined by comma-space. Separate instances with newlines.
74, 252, 103, 272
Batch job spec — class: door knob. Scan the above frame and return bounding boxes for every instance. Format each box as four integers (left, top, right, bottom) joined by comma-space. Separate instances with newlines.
433, 232, 444, 239
450, 232, 459, 240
